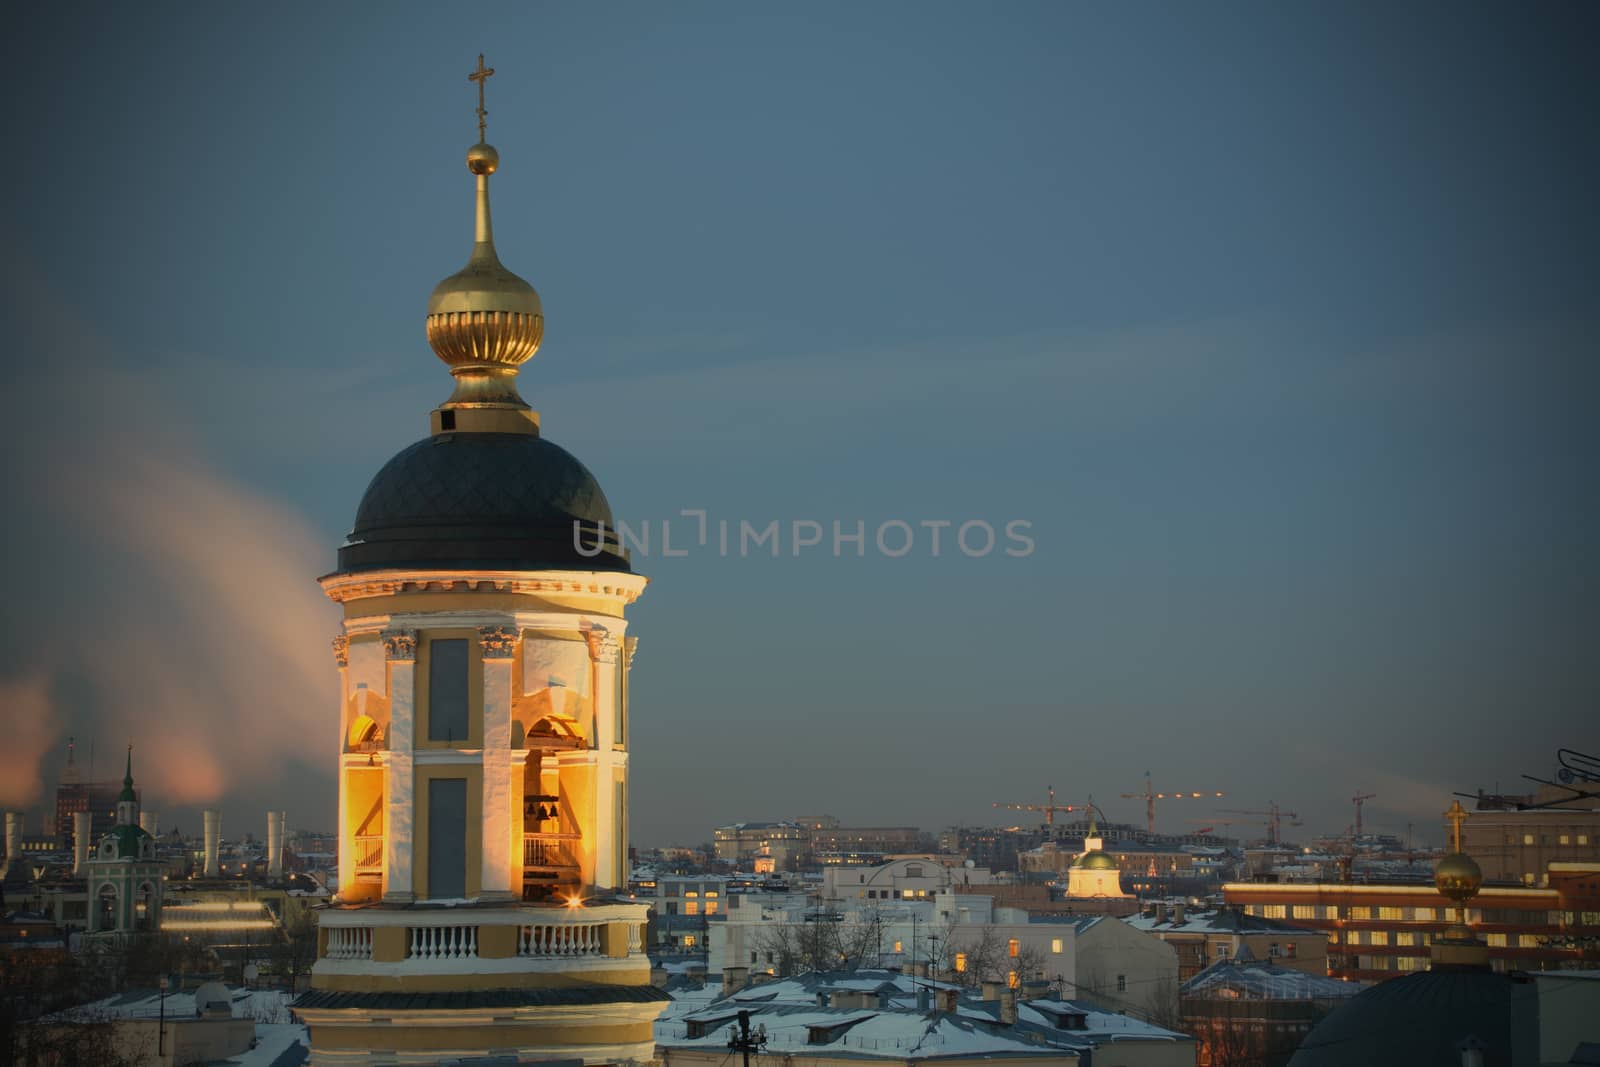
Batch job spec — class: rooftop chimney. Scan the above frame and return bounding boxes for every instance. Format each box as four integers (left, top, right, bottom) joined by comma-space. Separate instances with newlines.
267, 811, 285, 881
73, 810, 92, 876
4, 812, 21, 873
999, 988, 1018, 1025
203, 809, 221, 878
1155, 901, 1168, 923
1173, 901, 1186, 923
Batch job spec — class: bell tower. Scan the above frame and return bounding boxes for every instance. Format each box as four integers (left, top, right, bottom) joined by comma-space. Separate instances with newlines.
297, 57, 664, 1066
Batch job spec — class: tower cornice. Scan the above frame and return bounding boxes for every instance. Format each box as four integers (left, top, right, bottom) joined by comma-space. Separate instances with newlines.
319, 568, 648, 605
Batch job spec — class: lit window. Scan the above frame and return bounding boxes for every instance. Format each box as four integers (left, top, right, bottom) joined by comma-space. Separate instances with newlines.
684, 902, 699, 915
1486, 933, 1507, 947
893, 940, 903, 953
1263, 905, 1286, 919
1008, 971, 1019, 989
903, 890, 915, 899
1580, 835, 1590, 845
1523, 834, 1535, 846
1369, 931, 1387, 946
1524, 873, 1535, 885
686, 890, 698, 897
706, 903, 718, 915
706, 891, 719, 898
684, 935, 696, 947
1413, 908, 1434, 921
955, 953, 967, 973
1397, 932, 1416, 947
1051, 938, 1063, 954
1560, 835, 1571, 846
1292, 905, 1316, 920
1377, 907, 1403, 921
1008, 939, 1020, 958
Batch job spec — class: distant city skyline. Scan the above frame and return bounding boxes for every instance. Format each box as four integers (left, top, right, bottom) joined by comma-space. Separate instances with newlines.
2, 4, 1593, 849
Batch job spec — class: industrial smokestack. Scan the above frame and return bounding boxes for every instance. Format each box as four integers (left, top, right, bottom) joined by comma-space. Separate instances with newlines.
3, 813, 20, 874
140, 811, 158, 838
266, 811, 285, 881
74, 810, 92, 876
203, 809, 221, 878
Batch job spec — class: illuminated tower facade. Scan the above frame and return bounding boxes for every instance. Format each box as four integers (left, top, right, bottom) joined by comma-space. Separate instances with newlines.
297, 57, 664, 1066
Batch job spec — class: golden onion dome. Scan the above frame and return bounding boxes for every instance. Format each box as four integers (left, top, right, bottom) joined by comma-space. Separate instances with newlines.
1434, 852, 1483, 903
425, 140, 545, 372
1079, 850, 1117, 870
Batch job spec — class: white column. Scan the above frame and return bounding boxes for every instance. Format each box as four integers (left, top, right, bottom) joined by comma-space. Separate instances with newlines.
382, 629, 417, 903
586, 630, 622, 890
479, 625, 517, 901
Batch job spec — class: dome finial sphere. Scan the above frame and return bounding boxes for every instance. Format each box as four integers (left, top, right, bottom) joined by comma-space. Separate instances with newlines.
467, 142, 499, 176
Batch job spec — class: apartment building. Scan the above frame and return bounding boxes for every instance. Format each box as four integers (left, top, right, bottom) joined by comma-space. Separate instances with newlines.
1223, 861, 1600, 981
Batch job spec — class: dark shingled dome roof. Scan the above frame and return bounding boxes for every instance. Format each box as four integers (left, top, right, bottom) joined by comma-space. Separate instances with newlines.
337, 432, 630, 574
1287, 967, 1538, 1067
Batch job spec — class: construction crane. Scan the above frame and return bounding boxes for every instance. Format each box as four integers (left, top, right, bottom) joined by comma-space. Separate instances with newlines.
1219, 803, 1301, 846
992, 786, 1097, 827
994, 785, 1086, 827
1121, 771, 1226, 834
1352, 791, 1377, 836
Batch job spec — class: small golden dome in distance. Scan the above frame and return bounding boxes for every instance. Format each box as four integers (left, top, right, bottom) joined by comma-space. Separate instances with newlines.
1079, 850, 1117, 870
467, 142, 499, 175
1434, 851, 1483, 903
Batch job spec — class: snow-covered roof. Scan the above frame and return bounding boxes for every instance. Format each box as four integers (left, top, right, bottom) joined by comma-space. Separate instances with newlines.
59, 986, 293, 1022
721, 971, 965, 1006
1014, 999, 1188, 1042
1181, 959, 1363, 1000
660, 1003, 1083, 1059
1124, 909, 1318, 936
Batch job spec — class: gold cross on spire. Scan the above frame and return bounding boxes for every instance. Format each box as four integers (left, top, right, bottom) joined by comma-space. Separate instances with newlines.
1444, 799, 1469, 853
469, 53, 495, 143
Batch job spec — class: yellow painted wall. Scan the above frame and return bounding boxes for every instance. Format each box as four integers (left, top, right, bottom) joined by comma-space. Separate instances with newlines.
308, 1018, 654, 1051
311, 961, 650, 992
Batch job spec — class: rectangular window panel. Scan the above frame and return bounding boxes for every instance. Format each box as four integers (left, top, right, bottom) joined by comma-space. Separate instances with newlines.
428, 639, 470, 742
427, 777, 467, 900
